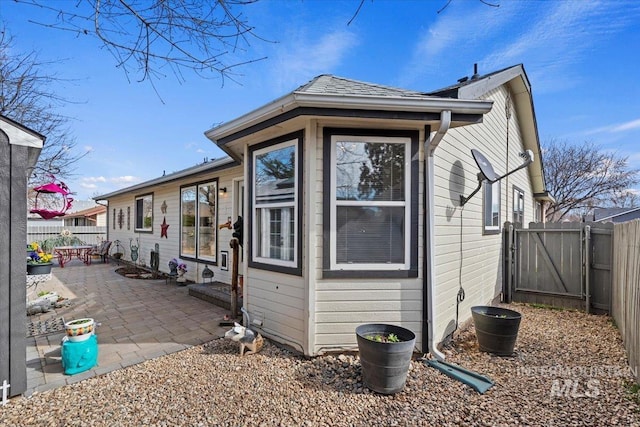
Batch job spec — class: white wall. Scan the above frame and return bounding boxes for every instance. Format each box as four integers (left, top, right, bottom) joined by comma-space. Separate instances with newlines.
105, 165, 242, 282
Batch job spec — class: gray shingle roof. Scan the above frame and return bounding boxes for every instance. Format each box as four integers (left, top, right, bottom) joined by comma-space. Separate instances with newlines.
294, 74, 430, 98
593, 207, 639, 221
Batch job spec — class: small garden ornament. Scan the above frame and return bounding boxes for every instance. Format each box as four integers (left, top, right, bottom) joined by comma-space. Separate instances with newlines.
224, 323, 264, 356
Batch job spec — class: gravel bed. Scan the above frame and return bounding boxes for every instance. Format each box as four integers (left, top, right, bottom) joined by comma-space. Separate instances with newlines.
2, 304, 639, 426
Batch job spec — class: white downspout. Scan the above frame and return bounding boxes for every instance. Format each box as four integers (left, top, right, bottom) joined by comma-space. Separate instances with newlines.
425, 110, 451, 361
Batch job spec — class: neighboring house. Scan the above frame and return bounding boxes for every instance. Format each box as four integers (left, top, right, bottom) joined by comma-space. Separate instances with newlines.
589, 207, 640, 223
62, 204, 107, 227
27, 200, 104, 226
95, 64, 551, 358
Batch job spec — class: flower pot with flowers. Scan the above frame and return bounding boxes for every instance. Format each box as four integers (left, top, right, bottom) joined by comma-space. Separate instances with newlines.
168, 258, 188, 285
26, 242, 54, 275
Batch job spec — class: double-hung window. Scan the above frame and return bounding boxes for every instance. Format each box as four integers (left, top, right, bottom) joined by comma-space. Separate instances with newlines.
250, 131, 302, 274
323, 129, 418, 278
135, 194, 153, 232
180, 181, 218, 262
483, 181, 501, 233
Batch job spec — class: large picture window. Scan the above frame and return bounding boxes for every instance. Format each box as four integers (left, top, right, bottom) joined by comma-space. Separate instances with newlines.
323, 129, 418, 278
249, 131, 303, 274
135, 194, 153, 232
483, 181, 501, 233
180, 181, 218, 262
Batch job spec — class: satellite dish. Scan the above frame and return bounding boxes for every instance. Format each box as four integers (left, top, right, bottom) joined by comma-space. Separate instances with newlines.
471, 149, 499, 183
460, 149, 534, 206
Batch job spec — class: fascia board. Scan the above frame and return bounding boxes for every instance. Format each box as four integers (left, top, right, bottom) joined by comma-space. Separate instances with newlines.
457, 65, 529, 100
0, 117, 45, 148
205, 92, 492, 141
93, 156, 236, 200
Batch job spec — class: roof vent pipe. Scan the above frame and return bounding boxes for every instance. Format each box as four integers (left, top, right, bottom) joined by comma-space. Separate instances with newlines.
471, 63, 479, 80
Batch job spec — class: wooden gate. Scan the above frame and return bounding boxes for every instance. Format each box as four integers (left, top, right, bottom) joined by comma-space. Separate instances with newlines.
504, 222, 613, 313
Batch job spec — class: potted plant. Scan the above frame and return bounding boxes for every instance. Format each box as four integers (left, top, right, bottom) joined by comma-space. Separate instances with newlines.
355, 323, 416, 394
168, 258, 188, 284
26, 242, 54, 275
471, 306, 522, 356
64, 318, 95, 342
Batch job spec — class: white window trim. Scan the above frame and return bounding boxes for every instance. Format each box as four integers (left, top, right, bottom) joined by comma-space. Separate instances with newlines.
483, 181, 501, 233
134, 194, 153, 232
513, 186, 525, 226
252, 139, 298, 268
329, 134, 411, 271
180, 181, 218, 262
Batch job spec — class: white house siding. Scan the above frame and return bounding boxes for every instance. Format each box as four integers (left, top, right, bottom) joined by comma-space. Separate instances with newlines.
238, 126, 309, 355
431, 85, 536, 343
245, 267, 306, 353
105, 166, 242, 283
310, 121, 426, 355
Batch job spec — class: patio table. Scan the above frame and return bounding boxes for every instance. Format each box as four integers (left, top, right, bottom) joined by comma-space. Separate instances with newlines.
54, 245, 93, 268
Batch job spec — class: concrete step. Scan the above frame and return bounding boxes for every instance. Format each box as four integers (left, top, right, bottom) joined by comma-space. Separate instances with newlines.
188, 282, 243, 311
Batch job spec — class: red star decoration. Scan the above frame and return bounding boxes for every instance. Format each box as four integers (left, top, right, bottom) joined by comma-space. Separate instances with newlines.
161, 216, 170, 238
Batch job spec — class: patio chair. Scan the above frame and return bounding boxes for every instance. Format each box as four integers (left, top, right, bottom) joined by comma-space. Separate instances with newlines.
89, 240, 112, 264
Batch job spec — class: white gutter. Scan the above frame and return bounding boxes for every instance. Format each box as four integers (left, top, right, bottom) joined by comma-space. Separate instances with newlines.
425, 110, 451, 361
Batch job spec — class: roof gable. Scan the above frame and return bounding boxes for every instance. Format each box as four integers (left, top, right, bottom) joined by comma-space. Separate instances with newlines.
428, 64, 529, 99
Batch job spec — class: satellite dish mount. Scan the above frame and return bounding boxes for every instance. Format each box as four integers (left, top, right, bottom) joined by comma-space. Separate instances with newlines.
460, 149, 534, 206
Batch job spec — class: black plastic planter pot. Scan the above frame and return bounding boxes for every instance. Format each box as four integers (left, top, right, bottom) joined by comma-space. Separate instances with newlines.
471, 306, 522, 356
27, 262, 53, 275
355, 324, 416, 394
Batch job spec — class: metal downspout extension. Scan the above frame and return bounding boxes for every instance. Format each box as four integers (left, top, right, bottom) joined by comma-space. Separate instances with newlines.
424, 110, 451, 361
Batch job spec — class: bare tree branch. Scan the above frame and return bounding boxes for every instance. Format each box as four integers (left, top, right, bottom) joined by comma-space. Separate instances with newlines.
0, 28, 88, 194
14, 0, 271, 85
542, 138, 639, 221
438, 0, 499, 14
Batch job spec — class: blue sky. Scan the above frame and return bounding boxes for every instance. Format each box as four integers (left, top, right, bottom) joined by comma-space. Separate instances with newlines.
2, 0, 639, 200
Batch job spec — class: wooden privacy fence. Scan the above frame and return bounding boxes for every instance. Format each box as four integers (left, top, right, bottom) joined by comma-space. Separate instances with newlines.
611, 220, 640, 383
27, 225, 107, 245
504, 221, 613, 313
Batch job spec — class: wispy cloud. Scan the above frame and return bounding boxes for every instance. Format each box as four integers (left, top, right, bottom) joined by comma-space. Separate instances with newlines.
584, 118, 640, 135
82, 176, 107, 183
398, 2, 522, 86
399, 1, 640, 91
269, 28, 359, 92
111, 176, 140, 185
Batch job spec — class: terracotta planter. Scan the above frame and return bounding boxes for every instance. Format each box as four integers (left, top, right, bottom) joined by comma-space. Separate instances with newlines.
64, 318, 95, 343
27, 262, 53, 275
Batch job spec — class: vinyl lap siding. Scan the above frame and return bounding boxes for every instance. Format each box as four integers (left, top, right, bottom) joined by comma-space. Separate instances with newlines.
432, 85, 536, 344
314, 281, 423, 353
245, 268, 306, 353
311, 124, 425, 355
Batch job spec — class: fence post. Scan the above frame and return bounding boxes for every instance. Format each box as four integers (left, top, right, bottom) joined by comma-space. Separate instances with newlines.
584, 225, 591, 314
504, 222, 514, 303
